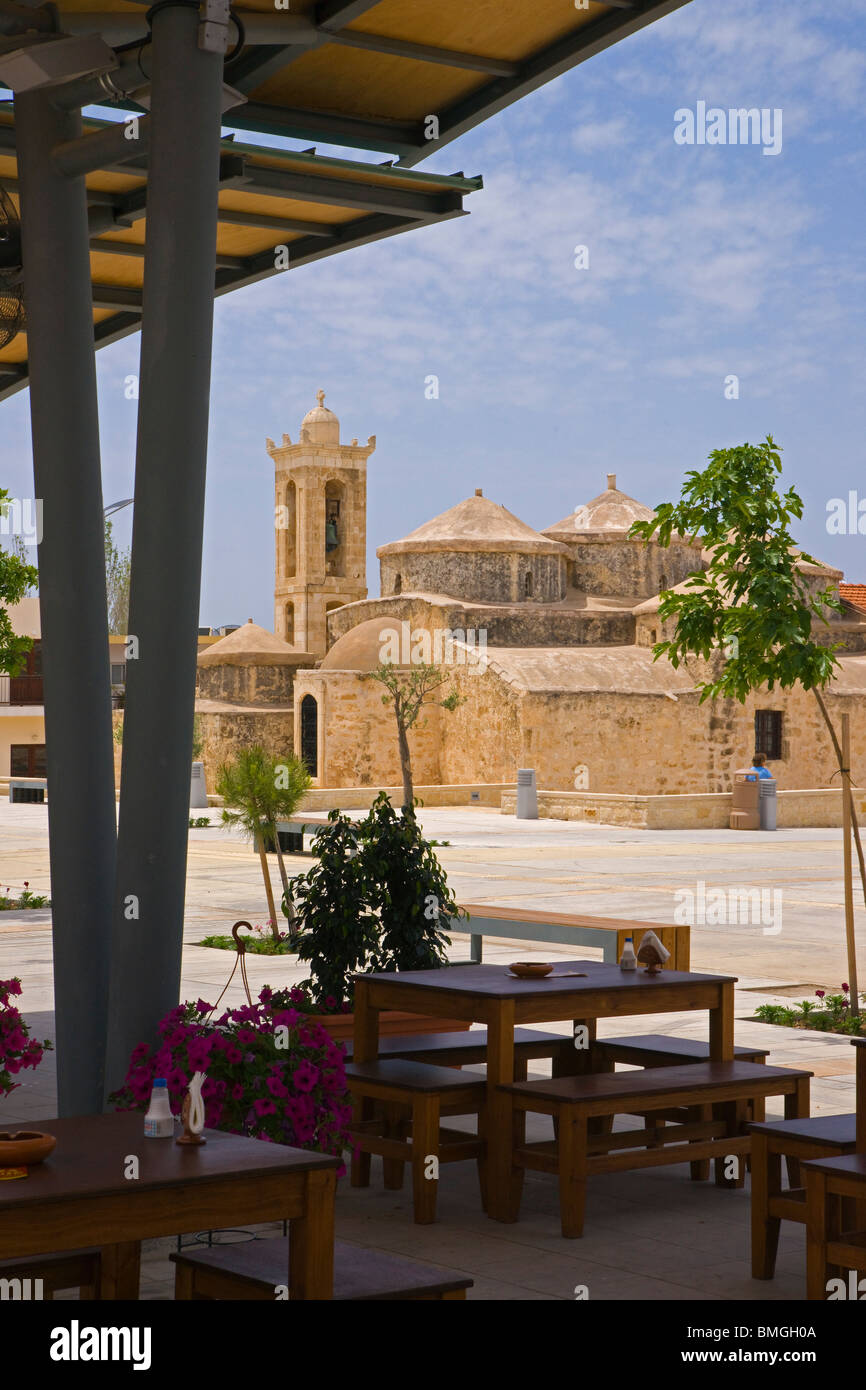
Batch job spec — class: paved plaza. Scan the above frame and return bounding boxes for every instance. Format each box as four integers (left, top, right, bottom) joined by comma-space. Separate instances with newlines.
1, 799, 862, 1300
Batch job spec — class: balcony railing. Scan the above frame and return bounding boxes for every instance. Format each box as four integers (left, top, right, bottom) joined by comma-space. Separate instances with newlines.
0, 674, 44, 704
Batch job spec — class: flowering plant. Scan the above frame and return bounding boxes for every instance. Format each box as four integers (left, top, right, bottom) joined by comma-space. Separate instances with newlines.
0, 976, 52, 1099
109, 986, 353, 1168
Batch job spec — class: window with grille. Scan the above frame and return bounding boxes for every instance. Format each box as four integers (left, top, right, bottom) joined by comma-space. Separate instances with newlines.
754, 710, 782, 760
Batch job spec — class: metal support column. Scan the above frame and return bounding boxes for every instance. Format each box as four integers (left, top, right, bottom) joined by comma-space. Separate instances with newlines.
105, 0, 226, 1097
15, 90, 117, 1115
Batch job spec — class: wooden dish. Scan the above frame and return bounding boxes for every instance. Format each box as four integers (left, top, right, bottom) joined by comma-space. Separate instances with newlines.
0, 1130, 56, 1168
508, 962, 553, 979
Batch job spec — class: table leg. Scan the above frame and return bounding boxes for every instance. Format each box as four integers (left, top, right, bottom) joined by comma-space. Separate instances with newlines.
805, 1168, 830, 1301
98, 1241, 141, 1299
351, 979, 380, 1189
485, 1000, 517, 1223
290, 1167, 336, 1300
857, 1043, 866, 1153
709, 980, 735, 1061
750, 1134, 781, 1279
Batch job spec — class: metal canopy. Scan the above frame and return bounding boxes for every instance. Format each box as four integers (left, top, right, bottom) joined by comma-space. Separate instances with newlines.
52, 0, 691, 163
0, 109, 480, 400
0, 0, 689, 1116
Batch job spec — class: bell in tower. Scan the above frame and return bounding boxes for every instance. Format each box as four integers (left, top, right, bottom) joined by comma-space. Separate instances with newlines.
269, 391, 376, 659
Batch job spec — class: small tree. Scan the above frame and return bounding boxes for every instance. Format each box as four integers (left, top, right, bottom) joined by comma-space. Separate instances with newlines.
293, 811, 378, 1009
0, 489, 38, 676
629, 436, 865, 1008
216, 746, 311, 940
104, 516, 131, 635
363, 662, 462, 807
361, 792, 461, 972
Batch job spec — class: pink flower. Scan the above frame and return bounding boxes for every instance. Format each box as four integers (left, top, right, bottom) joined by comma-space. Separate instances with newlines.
292, 1061, 319, 1093
266, 1075, 288, 1098
816, 990, 825, 999
253, 1098, 277, 1117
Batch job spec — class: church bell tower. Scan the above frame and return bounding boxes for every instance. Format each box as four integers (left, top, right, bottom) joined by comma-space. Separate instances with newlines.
268, 391, 375, 659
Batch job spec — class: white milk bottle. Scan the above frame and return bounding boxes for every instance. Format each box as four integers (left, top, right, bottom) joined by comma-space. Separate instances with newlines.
144, 1078, 175, 1138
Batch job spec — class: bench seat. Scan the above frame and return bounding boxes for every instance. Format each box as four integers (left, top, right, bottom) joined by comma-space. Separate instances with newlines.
171, 1238, 472, 1301
502, 1060, 812, 1237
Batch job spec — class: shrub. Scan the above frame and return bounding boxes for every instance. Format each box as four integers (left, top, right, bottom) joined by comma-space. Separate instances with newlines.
109, 988, 352, 1167
0, 977, 52, 1099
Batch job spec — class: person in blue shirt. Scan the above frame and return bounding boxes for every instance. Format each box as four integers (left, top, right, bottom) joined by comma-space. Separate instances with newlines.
749, 754, 772, 780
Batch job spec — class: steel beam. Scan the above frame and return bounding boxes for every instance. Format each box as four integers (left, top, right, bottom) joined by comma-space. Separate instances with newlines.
105, 1, 227, 1099
53, 114, 150, 178
14, 88, 116, 1116
224, 99, 422, 158
241, 164, 463, 218
326, 30, 519, 77
314, 0, 381, 31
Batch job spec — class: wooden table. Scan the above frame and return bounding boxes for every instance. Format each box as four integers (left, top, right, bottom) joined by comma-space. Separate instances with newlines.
0, 1112, 338, 1299
353, 960, 736, 1222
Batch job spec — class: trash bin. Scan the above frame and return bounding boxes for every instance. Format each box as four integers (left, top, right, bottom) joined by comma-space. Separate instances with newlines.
190, 761, 208, 809
515, 768, 538, 820
759, 778, 777, 831
730, 769, 760, 830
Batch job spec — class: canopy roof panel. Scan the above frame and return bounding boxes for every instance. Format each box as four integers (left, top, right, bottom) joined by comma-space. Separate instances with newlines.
50, 0, 691, 163
0, 107, 481, 400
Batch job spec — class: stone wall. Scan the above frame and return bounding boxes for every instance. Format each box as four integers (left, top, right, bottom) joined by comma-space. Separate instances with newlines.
500, 786, 866, 829
438, 662, 523, 786
195, 708, 294, 792
326, 593, 635, 651
557, 537, 703, 600
515, 685, 866, 795
293, 670, 441, 789
379, 549, 566, 605
197, 662, 297, 706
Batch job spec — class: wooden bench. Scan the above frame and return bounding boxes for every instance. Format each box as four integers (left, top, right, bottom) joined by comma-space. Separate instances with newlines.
457, 903, 689, 971
750, 1114, 857, 1280
804, 1152, 866, 1299
171, 1238, 472, 1301
346, 1059, 486, 1224
0, 1248, 101, 1298
502, 1060, 812, 1237
751, 1037, 866, 1282
340, 1027, 574, 1080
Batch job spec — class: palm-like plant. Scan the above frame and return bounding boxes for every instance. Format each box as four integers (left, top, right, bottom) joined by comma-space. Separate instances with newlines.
216, 746, 311, 940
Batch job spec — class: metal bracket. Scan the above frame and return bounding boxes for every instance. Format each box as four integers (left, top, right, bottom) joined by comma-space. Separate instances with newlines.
198, 0, 230, 55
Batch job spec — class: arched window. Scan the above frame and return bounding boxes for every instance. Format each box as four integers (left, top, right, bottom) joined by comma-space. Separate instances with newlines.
284, 603, 294, 646
660, 571, 668, 593
524, 571, 533, 598
284, 481, 296, 578
393, 573, 402, 595
325, 481, 345, 576
300, 695, 318, 776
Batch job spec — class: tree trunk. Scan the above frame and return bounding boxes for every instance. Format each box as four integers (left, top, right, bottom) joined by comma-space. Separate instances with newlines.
273, 832, 296, 925
396, 703, 414, 808
256, 833, 280, 940
812, 687, 864, 1016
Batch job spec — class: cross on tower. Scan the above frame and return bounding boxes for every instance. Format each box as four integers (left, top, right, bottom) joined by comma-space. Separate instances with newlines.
316, 389, 325, 408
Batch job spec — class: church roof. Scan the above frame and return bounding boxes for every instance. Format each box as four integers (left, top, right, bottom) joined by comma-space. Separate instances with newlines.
299, 389, 340, 446
480, 646, 866, 696
543, 474, 658, 541
197, 620, 314, 668
319, 616, 411, 672
378, 490, 567, 558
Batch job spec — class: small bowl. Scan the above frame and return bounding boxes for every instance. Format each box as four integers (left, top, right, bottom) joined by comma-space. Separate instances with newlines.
0, 1130, 56, 1168
508, 962, 554, 979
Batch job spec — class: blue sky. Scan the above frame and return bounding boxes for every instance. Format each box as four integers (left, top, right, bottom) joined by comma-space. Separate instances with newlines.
4, 0, 866, 627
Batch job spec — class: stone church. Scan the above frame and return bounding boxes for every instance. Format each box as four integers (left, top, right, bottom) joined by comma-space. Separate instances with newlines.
195, 393, 866, 796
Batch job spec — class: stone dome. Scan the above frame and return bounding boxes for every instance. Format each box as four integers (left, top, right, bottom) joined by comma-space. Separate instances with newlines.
543, 475, 656, 541
320, 616, 410, 672
197, 619, 313, 668
299, 388, 340, 446
379, 490, 566, 558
